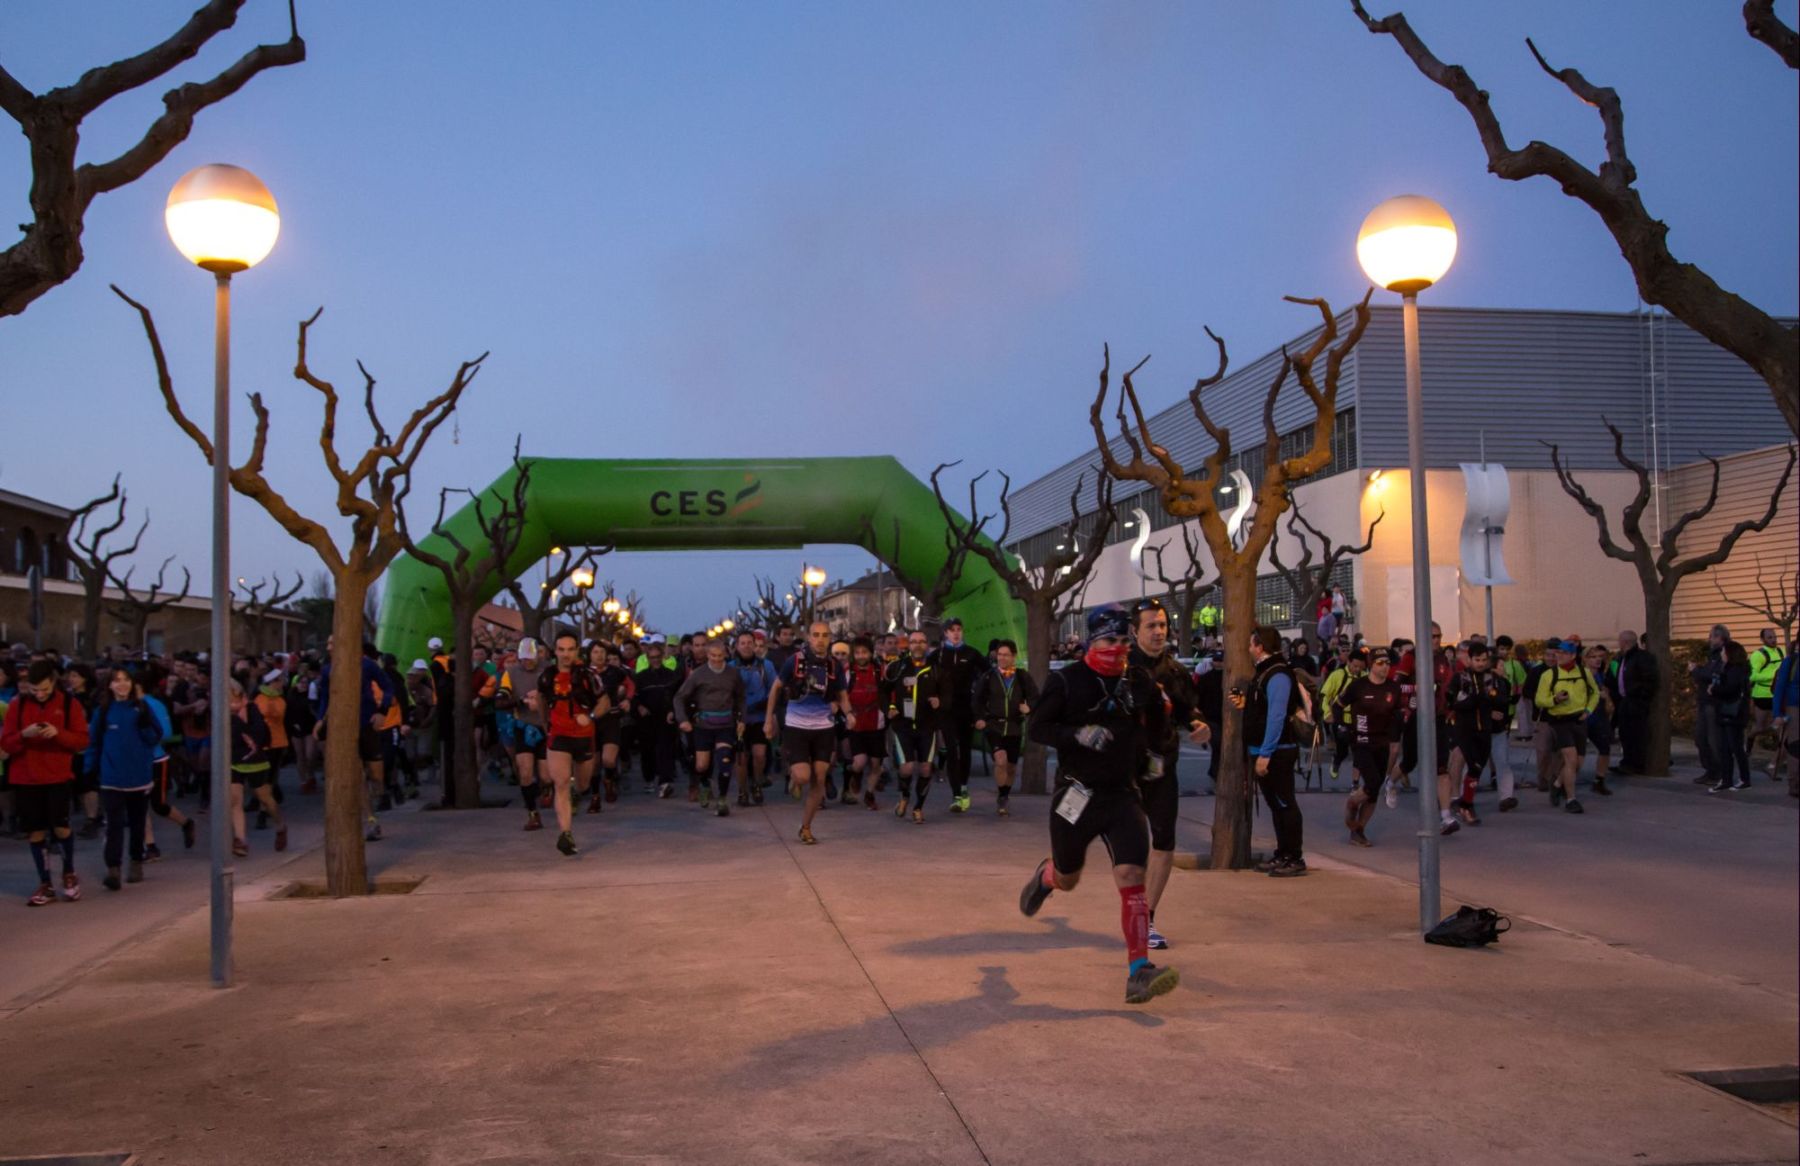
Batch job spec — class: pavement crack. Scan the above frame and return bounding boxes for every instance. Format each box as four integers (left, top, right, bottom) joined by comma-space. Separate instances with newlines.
759, 804, 995, 1166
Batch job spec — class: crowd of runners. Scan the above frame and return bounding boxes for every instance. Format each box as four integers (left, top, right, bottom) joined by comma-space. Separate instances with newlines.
2, 605, 1794, 1004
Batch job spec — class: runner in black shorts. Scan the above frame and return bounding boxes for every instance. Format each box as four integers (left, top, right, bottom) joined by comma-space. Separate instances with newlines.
1017, 605, 1177, 1006
973, 639, 1040, 819
764, 622, 849, 845
497, 640, 550, 831
883, 631, 937, 823
591, 643, 632, 806
1445, 642, 1513, 830
729, 632, 778, 804
843, 638, 887, 811
530, 634, 603, 857
1341, 648, 1401, 846
1125, 603, 1207, 950
675, 637, 746, 817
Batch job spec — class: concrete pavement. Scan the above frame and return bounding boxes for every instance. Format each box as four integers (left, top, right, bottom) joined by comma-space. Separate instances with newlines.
2, 760, 1796, 1166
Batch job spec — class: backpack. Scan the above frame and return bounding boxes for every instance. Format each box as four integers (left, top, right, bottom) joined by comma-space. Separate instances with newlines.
1424, 905, 1510, 949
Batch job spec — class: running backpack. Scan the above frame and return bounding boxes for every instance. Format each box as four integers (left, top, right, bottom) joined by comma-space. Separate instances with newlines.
1424, 905, 1510, 949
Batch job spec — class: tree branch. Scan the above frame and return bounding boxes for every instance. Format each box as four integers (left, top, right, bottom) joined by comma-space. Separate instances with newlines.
1744, 0, 1800, 68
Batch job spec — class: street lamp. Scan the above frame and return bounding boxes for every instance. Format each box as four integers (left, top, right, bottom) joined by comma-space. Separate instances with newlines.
1358, 193, 1457, 935
166, 163, 280, 989
601, 597, 620, 617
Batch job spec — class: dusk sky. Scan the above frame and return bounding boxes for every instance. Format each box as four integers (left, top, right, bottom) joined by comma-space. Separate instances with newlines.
2, 1, 1794, 636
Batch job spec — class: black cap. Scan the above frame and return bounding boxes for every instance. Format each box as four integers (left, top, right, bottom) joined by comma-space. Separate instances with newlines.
943, 617, 963, 629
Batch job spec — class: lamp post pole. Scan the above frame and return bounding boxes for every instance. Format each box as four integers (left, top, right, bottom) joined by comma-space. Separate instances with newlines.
209, 270, 235, 988
1401, 289, 1440, 934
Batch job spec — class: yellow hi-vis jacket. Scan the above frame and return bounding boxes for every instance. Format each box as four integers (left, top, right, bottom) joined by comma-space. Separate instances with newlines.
1534, 664, 1598, 719
1750, 646, 1786, 701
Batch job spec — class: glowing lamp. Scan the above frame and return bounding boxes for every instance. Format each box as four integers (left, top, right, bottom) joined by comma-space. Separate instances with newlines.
165, 165, 280, 274
1356, 195, 1456, 294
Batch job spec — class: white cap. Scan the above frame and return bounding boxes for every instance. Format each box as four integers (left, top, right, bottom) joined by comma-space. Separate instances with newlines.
427, 637, 444, 650
260, 668, 285, 688
644, 633, 666, 645
518, 638, 538, 662
409, 658, 429, 672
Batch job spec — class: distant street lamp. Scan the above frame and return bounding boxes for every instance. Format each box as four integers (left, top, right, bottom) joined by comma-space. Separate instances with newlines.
1358, 193, 1457, 935
166, 162, 280, 990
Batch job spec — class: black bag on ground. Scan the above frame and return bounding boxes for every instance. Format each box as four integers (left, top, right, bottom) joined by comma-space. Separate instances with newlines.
1424, 905, 1510, 948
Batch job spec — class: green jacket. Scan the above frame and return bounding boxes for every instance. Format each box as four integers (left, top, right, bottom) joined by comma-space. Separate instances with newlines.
1750, 646, 1786, 700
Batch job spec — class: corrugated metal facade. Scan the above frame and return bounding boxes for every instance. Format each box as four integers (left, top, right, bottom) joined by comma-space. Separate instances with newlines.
1006, 305, 1792, 543
1665, 443, 1799, 641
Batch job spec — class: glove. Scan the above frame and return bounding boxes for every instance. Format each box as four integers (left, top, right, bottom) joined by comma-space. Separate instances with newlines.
1074, 724, 1113, 751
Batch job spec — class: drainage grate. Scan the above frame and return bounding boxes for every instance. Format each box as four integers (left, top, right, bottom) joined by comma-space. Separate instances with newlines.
1680, 1065, 1799, 1123
272, 875, 426, 899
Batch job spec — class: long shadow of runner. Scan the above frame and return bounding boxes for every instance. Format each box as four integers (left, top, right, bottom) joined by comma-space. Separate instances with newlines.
720, 965, 1162, 1091
887, 916, 1119, 958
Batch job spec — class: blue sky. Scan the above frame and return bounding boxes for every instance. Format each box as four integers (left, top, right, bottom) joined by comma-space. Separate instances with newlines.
1, 1, 1794, 635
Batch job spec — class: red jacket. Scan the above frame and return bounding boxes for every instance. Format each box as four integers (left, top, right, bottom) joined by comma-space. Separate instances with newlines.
1, 689, 92, 785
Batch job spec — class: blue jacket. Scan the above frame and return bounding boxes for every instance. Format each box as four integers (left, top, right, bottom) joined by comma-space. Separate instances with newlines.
729, 656, 778, 718
84, 698, 164, 791
317, 656, 395, 724
1773, 655, 1799, 715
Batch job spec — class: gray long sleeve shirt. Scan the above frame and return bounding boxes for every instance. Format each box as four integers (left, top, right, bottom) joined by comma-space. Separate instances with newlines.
675, 664, 745, 729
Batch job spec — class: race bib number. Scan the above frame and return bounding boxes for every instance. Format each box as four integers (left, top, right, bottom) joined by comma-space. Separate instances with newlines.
1056, 782, 1091, 825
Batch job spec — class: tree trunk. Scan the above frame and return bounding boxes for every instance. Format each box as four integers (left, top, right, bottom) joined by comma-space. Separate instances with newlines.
450, 596, 481, 809
322, 574, 372, 897
1643, 589, 1676, 777
1019, 596, 1057, 795
1208, 563, 1256, 870
80, 571, 104, 656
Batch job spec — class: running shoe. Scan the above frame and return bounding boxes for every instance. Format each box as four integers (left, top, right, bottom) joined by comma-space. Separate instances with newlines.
1550, 784, 1565, 808
750, 787, 764, 806
604, 779, 619, 804
127, 861, 144, 883
587, 795, 604, 815
911, 808, 924, 825
1564, 799, 1584, 814
27, 882, 54, 907
61, 872, 82, 901
232, 838, 250, 857
1349, 829, 1372, 847
274, 828, 288, 852
1707, 781, 1730, 794
1498, 797, 1519, 812
182, 818, 197, 848
1439, 819, 1460, 836
864, 791, 878, 811
103, 868, 122, 892
894, 798, 908, 819
950, 795, 970, 814
1019, 858, 1053, 917
798, 826, 816, 845
1268, 857, 1308, 878
1731, 779, 1751, 791
1125, 962, 1179, 1005
715, 802, 729, 818
144, 843, 164, 862
524, 811, 543, 831
997, 802, 1009, 818
1455, 803, 1481, 827
556, 831, 578, 857
736, 793, 751, 808
1147, 922, 1169, 951
658, 783, 673, 799
1383, 781, 1398, 809
1253, 854, 1282, 873
1593, 778, 1613, 797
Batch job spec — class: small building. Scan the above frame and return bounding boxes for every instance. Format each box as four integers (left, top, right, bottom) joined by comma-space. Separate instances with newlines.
1002, 305, 1796, 647
817, 570, 914, 637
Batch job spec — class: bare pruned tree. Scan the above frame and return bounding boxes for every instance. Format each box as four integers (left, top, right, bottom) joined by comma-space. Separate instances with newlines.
855, 512, 970, 629
1091, 293, 1372, 868
233, 572, 302, 654
1141, 521, 1210, 656
114, 289, 484, 898
1712, 553, 1799, 639
0, 1, 305, 318
399, 442, 531, 809
66, 475, 147, 654
750, 575, 805, 630
1268, 499, 1384, 651
503, 544, 606, 645
1352, 1, 1799, 436
1545, 425, 1796, 774
932, 461, 1114, 794
107, 554, 191, 652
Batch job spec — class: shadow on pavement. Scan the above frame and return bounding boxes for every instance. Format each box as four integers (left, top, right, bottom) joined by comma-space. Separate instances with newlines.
887, 915, 1119, 957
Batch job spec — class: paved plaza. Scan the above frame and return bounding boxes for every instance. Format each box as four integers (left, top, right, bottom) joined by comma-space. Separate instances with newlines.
2, 754, 1795, 1166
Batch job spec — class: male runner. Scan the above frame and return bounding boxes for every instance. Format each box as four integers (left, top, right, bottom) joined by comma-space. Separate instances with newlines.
2, 660, 91, 904
1535, 639, 1598, 814
927, 617, 987, 813
497, 639, 549, 830
1341, 648, 1402, 846
729, 631, 778, 805
843, 637, 887, 811
763, 621, 849, 844
1018, 605, 1177, 1005
1127, 600, 1209, 949
528, 634, 601, 856
1230, 627, 1307, 876
972, 639, 1039, 818
884, 630, 938, 823
633, 635, 683, 797
675, 637, 745, 817
592, 645, 634, 806
1445, 642, 1512, 829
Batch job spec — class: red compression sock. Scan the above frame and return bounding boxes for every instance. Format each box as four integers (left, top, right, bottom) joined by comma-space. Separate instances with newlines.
1120, 884, 1149, 966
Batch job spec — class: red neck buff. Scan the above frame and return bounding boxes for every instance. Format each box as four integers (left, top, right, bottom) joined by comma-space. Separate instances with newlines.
1085, 642, 1129, 676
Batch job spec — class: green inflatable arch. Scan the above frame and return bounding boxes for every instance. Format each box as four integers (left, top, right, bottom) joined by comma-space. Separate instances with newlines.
375, 456, 1026, 661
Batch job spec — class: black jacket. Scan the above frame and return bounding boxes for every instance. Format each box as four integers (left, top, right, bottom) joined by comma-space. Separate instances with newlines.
1131, 645, 1200, 757
972, 669, 1038, 738
1618, 646, 1658, 706
929, 642, 988, 719
1028, 660, 1165, 791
